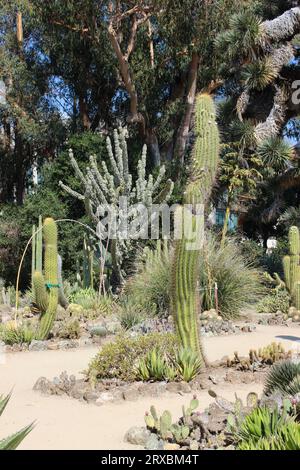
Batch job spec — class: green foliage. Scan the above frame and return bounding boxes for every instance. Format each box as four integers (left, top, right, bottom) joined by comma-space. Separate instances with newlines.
144, 397, 199, 443
137, 348, 169, 382
174, 348, 202, 382
56, 318, 80, 340
264, 359, 300, 397
125, 240, 172, 316
69, 288, 99, 310
257, 289, 290, 314
241, 58, 277, 91
87, 333, 178, 383
0, 392, 34, 450
0, 322, 36, 345
118, 298, 147, 330
258, 137, 293, 173
236, 406, 300, 451
200, 234, 263, 319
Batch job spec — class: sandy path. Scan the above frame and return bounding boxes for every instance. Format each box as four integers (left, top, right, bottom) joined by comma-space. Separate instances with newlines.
1, 324, 299, 450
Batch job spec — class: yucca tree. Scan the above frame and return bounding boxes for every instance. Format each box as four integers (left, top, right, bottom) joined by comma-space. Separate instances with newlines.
0, 392, 34, 450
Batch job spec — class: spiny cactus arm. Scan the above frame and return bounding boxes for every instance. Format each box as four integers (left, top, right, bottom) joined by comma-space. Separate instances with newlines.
185, 94, 220, 206
106, 135, 122, 186
31, 224, 36, 289
86, 167, 108, 206
38, 218, 58, 340
153, 179, 174, 204
282, 256, 291, 291
32, 271, 49, 313
57, 254, 69, 309
101, 161, 116, 201
59, 180, 85, 201
89, 155, 110, 197
36, 215, 43, 273
113, 129, 125, 184
289, 226, 300, 256
136, 145, 147, 200
152, 165, 166, 194
119, 127, 129, 183
68, 149, 89, 188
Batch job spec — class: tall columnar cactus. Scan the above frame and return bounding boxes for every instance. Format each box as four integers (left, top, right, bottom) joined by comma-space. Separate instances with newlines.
171, 94, 220, 365
33, 218, 59, 339
282, 226, 300, 309
31, 215, 43, 293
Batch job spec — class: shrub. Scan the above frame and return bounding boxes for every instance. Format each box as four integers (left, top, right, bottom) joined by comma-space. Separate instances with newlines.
56, 319, 81, 339
0, 322, 36, 345
118, 298, 146, 330
199, 234, 263, 319
126, 234, 262, 320
69, 288, 98, 310
0, 392, 34, 450
87, 333, 178, 382
257, 289, 290, 314
264, 359, 300, 397
125, 241, 172, 317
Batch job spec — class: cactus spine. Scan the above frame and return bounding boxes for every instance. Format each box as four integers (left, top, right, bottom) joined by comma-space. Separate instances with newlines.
282, 226, 300, 309
171, 94, 220, 365
33, 218, 59, 339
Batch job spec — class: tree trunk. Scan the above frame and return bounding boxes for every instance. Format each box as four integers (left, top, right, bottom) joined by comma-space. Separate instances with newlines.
174, 52, 199, 163
79, 94, 91, 130
145, 128, 160, 166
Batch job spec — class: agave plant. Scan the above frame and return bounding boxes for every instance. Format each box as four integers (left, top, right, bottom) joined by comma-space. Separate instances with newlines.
174, 347, 202, 382
264, 359, 300, 397
0, 392, 34, 450
237, 406, 300, 450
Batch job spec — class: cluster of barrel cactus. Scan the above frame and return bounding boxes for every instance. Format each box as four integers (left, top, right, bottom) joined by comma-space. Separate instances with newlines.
227, 343, 292, 370
171, 94, 220, 365
144, 397, 199, 443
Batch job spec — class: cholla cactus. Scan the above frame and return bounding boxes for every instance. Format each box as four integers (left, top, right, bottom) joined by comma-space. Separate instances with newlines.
59, 128, 173, 289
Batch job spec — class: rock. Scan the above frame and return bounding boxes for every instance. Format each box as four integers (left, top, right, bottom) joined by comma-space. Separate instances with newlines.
191, 412, 209, 426
78, 337, 94, 347
197, 378, 211, 390
95, 390, 124, 405
189, 440, 199, 450
215, 397, 235, 413
83, 391, 99, 403
124, 427, 151, 446
123, 387, 140, 401
164, 443, 180, 450
33, 376, 51, 393
163, 381, 191, 393
179, 382, 192, 393
47, 342, 59, 350
145, 433, 164, 450
105, 320, 122, 334
57, 340, 78, 349
208, 375, 219, 385
29, 340, 48, 351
